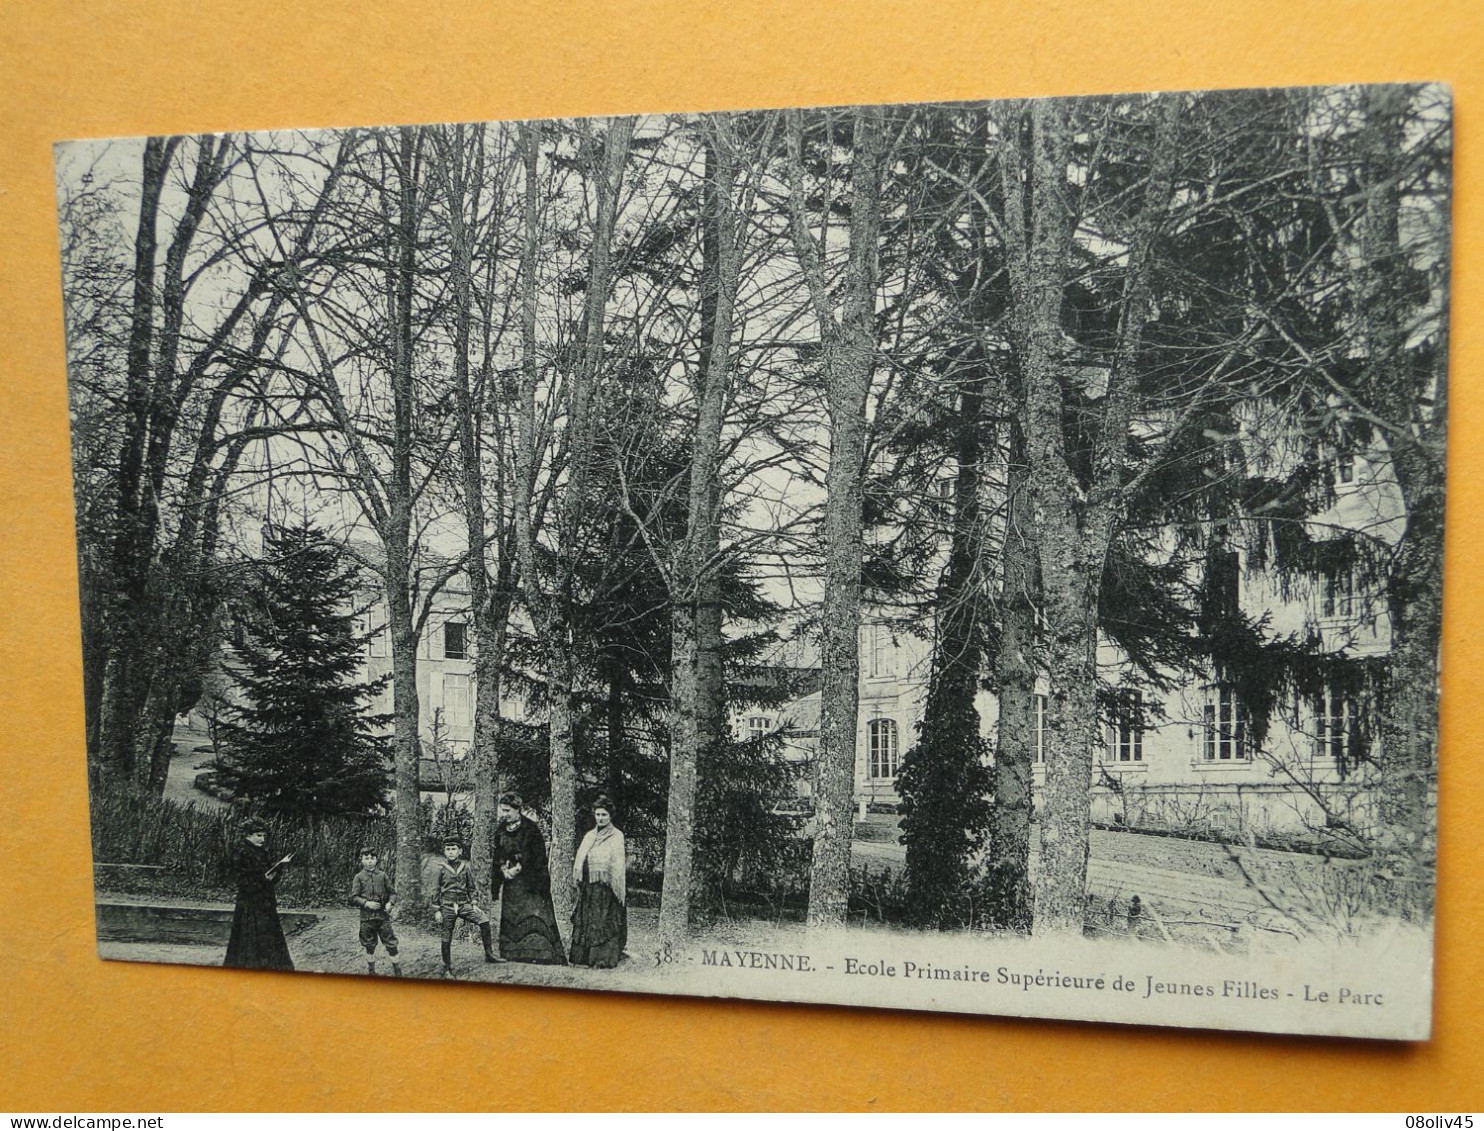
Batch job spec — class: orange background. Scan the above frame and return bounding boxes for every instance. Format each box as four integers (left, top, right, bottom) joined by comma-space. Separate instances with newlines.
1, 0, 1481, 1112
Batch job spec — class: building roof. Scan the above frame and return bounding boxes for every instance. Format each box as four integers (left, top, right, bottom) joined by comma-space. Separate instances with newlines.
775, 689, 821, 736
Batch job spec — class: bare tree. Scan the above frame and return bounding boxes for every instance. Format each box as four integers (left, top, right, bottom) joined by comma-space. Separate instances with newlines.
281, 126, 459, 902
993, 95, 1182, 934
75, 133, 347, 794
989, 417, 1037, 931
1360, 87, 1448, 867
514, 117, 635, 921
657, 114, 744, 941
784, 105, 886, 925
429, 121, 526, 901
1285, 86, 1451, 866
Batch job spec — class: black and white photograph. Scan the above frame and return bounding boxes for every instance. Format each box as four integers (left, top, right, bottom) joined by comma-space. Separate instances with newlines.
57, 83, 1449, 1039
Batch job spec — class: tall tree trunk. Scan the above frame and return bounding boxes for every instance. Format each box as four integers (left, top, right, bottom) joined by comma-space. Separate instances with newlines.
113, 140, 345, 797
94, 135, 172, 786
514, 118, 633, 922
1001, 101, 1094, 937
990, 417, 1036, 931
785, 106, 885, 926
996, 96, 1179, 935
514, 119, 557, 914
95, 136, 235, 792
555, 116, 631, 902
1378, 444, 1444, 866
438, 123, 502, 902
1358, 86, 1447, 867
660, 117, 740, 941
120, 138, 228, 794
386, 126, 424, 904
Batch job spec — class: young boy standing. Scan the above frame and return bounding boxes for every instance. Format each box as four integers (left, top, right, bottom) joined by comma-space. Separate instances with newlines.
427, 835, 498, 976
350, 847, 401, 976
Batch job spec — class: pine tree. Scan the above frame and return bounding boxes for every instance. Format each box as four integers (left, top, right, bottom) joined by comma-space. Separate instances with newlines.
211, 523, 392, 817
895, 366, 996, 928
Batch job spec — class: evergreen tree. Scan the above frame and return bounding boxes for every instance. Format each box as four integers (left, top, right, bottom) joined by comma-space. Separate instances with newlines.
690, 626, 814, 915
895, 366, 996, 928
896, 682, 995, 927
694, 728, 809, 915
211, 523, 392, 817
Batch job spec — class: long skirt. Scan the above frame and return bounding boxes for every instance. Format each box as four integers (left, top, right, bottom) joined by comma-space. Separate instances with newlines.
499, 881, 568, 965
224, 887, 294, 971
569, 881, 626, 968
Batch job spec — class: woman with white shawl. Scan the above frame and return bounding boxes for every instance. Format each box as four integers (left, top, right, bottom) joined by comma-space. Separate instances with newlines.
569, 795, 627, 967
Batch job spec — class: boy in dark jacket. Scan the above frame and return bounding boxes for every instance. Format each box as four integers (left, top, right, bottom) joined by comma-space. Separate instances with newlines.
427, 835, 498, 976
349, 847, 401, 977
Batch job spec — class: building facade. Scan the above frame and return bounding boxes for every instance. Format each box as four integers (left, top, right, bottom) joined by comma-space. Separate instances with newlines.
755, 453, 1403, 844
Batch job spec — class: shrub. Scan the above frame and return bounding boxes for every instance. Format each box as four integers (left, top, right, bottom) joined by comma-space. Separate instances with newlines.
420, 794, 474, 853
848, 863, 911, 923
91, 784, 392, 906
693, 731, 809, 918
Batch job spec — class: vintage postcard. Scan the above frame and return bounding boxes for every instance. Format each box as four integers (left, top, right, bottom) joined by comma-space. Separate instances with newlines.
56, 82, 1448, 1039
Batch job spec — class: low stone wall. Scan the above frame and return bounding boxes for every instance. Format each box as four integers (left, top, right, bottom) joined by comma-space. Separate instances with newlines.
96, 899, 320, 946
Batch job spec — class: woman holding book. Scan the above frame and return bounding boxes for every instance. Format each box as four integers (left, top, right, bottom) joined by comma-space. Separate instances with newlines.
224, 818, 295, 971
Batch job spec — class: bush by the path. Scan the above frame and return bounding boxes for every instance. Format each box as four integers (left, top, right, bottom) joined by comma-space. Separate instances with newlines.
91, 784, 393, 906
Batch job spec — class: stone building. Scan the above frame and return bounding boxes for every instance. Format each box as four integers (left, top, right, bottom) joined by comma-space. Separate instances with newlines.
756, 449, 1405, 844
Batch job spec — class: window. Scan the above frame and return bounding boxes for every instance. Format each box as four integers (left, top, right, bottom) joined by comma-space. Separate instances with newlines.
865, 623, 897, 678
747, 715, 773, 741
1034, 694, 1047, 764
1335, 452, 1355, 485
1202, 686, 1248, 761
443, 621, 468, 660
868, 718, 900, 779
936, 476, 955, 502
1106, 691, 1144, 763
444, 674, 473, 730
367, 612, 389, 658
1314, 686, 1360, 770
1207, 550, 1241, 618
1321, 572, 1356, 620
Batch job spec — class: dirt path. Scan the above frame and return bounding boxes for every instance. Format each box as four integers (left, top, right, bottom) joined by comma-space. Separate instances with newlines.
98, 903, 685, 992
160, 722, 224, 811
97, 820, 1372, 980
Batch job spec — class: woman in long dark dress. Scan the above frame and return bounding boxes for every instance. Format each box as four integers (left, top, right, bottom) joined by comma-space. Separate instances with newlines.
224, 819, 294, 971
569, 796, 626, 968
492, 792, 566, 965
